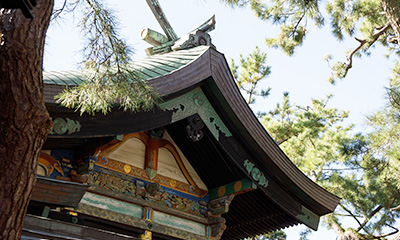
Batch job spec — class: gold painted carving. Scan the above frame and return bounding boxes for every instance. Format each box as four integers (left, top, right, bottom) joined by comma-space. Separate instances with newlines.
89, 170, 208, 217
169, 179, 177, 188
124, 164, 132, 174
140, 230, 152, 240
38, 153, 65, 177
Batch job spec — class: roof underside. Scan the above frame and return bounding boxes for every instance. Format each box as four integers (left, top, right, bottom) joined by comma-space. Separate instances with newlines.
165, 120, 298, 239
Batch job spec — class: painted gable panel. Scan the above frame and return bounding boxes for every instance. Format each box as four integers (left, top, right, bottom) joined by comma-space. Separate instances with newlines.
162, 131, 208, 191
158, 147, 189, 185
107, 138, 146, 169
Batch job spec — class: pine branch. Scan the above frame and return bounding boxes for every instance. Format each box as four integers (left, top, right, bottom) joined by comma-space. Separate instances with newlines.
322, 167, 363, 171
290, 10, 307, 38
339, 203, 367, 234
342, 22, 391, 78
387, 87, 400, 109
56, 0, 159, 115
51, 0, 67, 20
372, 227, 398, 239
356, 205, 383, 233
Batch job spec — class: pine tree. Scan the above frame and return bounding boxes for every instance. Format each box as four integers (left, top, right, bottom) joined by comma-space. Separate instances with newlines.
222, 0, 400, 84
0, 1, 157, 238
233, 48, 400, 239
262, 94, 400, 239
231, 46, 271, 105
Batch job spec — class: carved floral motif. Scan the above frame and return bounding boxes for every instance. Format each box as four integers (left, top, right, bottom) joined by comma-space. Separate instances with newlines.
96, 157, 208, 198
89, 170, 208, 217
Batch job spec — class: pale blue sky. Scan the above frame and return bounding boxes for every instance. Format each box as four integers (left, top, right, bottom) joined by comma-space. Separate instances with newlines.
43, 1, 396, 239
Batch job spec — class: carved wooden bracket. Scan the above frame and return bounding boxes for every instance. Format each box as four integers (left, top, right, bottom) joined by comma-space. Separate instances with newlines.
208, 194, 234, 216
208, 216, 227, 239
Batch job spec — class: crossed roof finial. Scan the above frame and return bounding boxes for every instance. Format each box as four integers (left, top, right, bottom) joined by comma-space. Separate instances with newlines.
143, 0, 216, 56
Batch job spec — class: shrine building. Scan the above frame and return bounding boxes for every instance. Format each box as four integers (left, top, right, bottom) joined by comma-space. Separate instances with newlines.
22, 3, 340, 239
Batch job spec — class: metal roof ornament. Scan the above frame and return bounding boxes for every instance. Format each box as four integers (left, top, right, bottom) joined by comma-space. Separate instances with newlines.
142, 0, 216, 56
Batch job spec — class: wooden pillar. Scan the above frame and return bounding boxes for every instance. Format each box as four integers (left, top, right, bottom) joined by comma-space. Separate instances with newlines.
144, 135, 159, 180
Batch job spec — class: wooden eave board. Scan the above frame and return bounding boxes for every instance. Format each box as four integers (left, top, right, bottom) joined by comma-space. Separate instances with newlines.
23, 214, 140, 240
31, 176, 89, 207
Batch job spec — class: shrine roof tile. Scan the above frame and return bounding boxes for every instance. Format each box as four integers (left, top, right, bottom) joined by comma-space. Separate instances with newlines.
43, 46, 210, 85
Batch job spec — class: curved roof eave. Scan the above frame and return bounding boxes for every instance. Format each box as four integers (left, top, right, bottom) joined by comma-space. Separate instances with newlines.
142, 46, 341, 216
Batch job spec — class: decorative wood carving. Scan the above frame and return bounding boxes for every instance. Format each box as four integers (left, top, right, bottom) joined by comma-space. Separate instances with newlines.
208, 195, 234, 216
186, 115, 204, 142
50, 117, 81, 135
159, 88, 232, 140
38, 153, 64, 177
244, 159, 269, 188
78, 202, 209, 240
208, 216, 227, 240
89, 167, 208, 217
172, 29, 214, 52
141, 207, 154, 240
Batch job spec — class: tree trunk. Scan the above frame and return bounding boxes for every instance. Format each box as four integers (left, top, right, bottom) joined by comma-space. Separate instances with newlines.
337, 232, 361, 240
331, 221, 360, 240
0, 1, 53, 239
382, 0, 400, 48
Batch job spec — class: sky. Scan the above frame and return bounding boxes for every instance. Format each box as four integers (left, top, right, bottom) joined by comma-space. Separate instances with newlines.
43, 0, 397, 239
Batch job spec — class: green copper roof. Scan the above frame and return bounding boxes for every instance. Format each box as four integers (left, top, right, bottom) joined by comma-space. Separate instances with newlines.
43, 46, 210, 86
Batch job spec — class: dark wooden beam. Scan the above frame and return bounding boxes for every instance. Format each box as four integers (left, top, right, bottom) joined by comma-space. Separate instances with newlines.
209, 179, 257, 200
46, 105, 174, 138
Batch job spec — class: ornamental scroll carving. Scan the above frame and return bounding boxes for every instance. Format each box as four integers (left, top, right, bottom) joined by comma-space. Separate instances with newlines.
244, 159, 269, 188
50, 117, 81, 135
159, 88, 232, 140
186, 115, 204, 142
